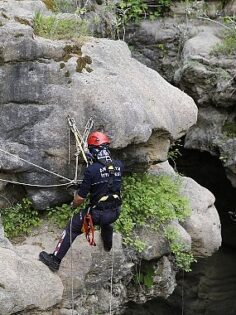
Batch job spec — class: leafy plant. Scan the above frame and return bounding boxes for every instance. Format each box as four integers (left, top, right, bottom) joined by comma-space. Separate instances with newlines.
115, 0, 170, 39
115, 173, 192, 270
134, 263, 155, 288
47, 203, 80, 228
168, 139, 183, 170
0, 198, 41, 238
164, 225, 196, 272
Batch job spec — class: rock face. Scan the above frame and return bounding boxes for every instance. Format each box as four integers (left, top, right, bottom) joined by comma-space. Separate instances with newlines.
0, 0, 197, 210
0, 245, 64, 315
0, 1, 222, 315
125, 4, 235, 314
0, 164, 221, 315
126, 10, 236, 189
149, 162, 221, 257
2, 159, 221, 315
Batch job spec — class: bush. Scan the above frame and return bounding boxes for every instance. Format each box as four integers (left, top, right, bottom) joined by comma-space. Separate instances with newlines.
47, 203, 79, 228
0, 198, 41, 238
115, 173, 194, 271
165, 225, 196, 272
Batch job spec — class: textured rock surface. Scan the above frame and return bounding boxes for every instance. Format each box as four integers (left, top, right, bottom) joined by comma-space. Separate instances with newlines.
149, 162, 222, 257
0, 1, 197, 209
14, 224, 176, 315
0, 162, 221, 315
167, 247, 236, 315
126, 12, 236, 188
0, 245, 63, 315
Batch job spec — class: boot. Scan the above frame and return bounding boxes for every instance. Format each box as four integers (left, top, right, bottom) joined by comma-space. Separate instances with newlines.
39, 251, 61, 272
103, 244, 112, 252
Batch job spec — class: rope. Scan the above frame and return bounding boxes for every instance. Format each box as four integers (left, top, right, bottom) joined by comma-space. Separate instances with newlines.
0, 147, 71, 182
109, 246, 115, 315
67, 116, 88, 166
181, 270, 185, 315
0, 177, 75, 188
70, 213, 75, 315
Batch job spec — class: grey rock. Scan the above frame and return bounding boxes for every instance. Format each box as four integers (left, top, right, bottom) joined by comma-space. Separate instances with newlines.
149, 162, 222, 257
16, 226, 177, 314
0, 216, 12, 249
0, 246, 63, 315
0, 14, 197, 208
180, 176, 221, 257
185, 107, 236, 188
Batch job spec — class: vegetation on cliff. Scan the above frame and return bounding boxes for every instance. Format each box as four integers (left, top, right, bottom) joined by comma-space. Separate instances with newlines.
0, 173, 194, 271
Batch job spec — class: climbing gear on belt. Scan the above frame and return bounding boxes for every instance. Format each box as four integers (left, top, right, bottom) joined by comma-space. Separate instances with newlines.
82, 208, 96, 246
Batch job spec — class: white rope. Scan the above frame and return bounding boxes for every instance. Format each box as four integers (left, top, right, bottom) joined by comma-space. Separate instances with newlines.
181, 270, 185, 315
0, 177, 74, 188
0, 147, 71, 182
109, 246, 115, 315
70, 214, 75, 315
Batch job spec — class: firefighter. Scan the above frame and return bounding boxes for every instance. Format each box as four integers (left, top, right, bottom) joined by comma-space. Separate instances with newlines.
39, 131, 123, 272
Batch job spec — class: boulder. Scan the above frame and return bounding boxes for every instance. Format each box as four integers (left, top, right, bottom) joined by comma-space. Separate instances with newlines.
149, 162, 222, 257
0, 245, 63, 315
15, 225, 176, 314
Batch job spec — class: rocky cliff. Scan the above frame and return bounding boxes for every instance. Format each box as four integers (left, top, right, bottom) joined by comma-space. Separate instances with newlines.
126, 2, 236, 189
0, 1, 221, 315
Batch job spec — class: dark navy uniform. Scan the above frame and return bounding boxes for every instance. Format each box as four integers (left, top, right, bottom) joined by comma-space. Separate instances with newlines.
54, 160, 124, 260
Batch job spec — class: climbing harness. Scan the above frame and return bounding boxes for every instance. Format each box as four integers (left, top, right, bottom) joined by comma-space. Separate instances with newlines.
82, 208, 96, 246
91, 162, 122, 210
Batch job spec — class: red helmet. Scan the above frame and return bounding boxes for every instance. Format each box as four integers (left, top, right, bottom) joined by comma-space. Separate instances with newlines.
87, 131, 110, 147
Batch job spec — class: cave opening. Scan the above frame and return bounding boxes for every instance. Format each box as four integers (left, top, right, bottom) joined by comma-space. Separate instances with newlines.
172, 145, 236, 248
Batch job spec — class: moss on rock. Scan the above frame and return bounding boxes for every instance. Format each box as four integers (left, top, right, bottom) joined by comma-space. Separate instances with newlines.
76, 55, 92, 73
222, 121, 236, 138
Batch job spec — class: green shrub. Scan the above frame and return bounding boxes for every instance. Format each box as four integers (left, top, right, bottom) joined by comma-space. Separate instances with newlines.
0, 198, 41, 238
165, 225, 196, 272
115, 173, 194, 271
46, 203, 79, 228
33, 11, 90, 40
